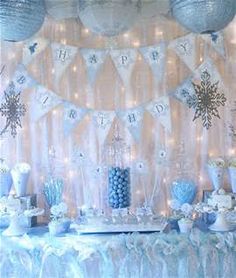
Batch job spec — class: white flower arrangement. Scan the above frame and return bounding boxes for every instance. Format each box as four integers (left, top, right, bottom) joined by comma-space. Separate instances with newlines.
228, 158, 236, 168
0, 161, 10, 173
13, 163, 31, 173
48, 202, 71, 236
208, 158, 225, 168
169, 200, 194, 220
50, 202, 68, 222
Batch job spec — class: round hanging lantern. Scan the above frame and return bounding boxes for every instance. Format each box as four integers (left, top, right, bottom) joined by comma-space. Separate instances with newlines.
170, 0, 236, 34
78, 0, 140, 37
0, 0, 46, 42
139, 0, 169, 21
45, 0, 78, 20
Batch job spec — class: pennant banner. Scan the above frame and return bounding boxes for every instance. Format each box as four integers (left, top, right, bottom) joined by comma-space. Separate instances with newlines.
194, 59, 224, 86
201, 32, 226, 59
173, 78, 196, 106
110, 49, 137, 90
140, 42, 166, 85
51, 43, 78, 82
80, 48, 107, 88
169, 33, 196, 72
91, 110, 115, 145
30, 85, 62, 121
117, 106, 144, 142
146, 96, 172, 133
22, 37, 49, 66
63, 101, 88, 136
6, 64, 36, 95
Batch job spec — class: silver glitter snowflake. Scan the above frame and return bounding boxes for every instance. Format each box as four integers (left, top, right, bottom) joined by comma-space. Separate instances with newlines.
0, 82, 26, 138
187, 70, 226, 130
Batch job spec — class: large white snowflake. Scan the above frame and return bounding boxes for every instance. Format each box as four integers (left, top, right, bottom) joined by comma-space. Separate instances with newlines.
0, 82, 26, 138
187, 70, 226, 130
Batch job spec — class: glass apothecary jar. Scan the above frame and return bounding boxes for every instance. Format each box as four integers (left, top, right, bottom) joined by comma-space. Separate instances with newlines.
105, 125, 131, 209
170, 143, 197, 205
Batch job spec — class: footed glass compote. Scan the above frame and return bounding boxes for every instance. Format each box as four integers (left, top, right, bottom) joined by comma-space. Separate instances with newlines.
195, 202, 236, 232
0, 196, 44, 236
2, 214, 28, 236
209, 210, 233, 232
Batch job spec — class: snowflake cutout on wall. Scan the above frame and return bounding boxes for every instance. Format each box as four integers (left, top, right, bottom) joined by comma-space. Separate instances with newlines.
0, 82, 26, 138
187, 70, 226, 130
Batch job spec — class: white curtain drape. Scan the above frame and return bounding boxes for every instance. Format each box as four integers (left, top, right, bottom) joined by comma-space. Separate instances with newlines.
0, 16, 235, 217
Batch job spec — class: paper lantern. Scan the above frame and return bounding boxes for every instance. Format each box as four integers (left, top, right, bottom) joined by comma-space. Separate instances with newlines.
170, 0, 236, 34
45, 0, 78, 20
78, 0, 140, 37
139, 0, 169, 21
0, 0, 45, 42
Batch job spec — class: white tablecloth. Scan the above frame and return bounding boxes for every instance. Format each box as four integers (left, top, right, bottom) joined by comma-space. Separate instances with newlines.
1, 227, 236, 278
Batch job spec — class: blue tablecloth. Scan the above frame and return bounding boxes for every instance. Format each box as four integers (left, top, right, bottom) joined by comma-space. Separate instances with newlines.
1, 226, 236, 278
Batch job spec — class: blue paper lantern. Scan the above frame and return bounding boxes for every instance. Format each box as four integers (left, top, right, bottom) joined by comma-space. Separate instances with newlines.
170, 0, 236, 34
0, 0, 46, 42
171, 178, 197, 205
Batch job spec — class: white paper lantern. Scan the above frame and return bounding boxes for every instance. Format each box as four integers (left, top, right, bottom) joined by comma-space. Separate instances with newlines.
170, 0, 236, 34
0, 0, 45, 42
139, 0, 169, 21
78, 0, 140, 37
45, 0, 78, 20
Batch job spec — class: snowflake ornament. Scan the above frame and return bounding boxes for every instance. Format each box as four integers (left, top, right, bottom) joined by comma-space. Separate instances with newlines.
187, 70, 226, 130
0, 82, 26, 138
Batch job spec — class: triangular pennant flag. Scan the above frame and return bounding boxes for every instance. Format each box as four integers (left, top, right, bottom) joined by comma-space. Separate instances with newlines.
6, 64, 36, 94
201, 32, 226, 58
91, 110, 115, 145
63, 101, 88, 136
110, 49, 137, 89
117, 106, 144, 142
169, 33, 196, 71
140, 42, 166, 85
30, 85, 62, 121
173, 78, 196, 106
194, 58, 224, 86
146, 96, 172, 133
80, 48, 107, 87
22, 37, 49, 66
51, 42, 78, 82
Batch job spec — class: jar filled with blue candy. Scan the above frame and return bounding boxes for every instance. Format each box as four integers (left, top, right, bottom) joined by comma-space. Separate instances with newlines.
170, 142, 197, 206
106, 125, 131, 209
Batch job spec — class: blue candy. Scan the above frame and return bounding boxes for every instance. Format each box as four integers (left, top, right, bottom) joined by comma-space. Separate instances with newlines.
108, 166, 131, 208
171, 178, 197, 205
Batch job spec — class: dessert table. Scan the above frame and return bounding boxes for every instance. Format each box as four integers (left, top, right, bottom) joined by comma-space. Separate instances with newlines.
1, 226, 236, 278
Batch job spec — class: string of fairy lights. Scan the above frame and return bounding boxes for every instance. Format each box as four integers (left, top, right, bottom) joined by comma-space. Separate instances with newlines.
0, 17, 236, 215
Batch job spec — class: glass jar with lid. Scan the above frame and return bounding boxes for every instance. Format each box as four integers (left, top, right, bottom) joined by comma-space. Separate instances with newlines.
105, 124, 131, 209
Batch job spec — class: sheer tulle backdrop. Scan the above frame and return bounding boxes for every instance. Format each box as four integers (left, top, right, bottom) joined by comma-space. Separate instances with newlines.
0, 16, 235, 217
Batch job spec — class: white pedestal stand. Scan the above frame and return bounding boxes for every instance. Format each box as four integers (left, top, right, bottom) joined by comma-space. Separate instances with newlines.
209, 211, 232, 232
2, 215, 28, 236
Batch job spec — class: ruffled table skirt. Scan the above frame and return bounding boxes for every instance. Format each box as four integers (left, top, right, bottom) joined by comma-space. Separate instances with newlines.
1, 227, 236, 278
